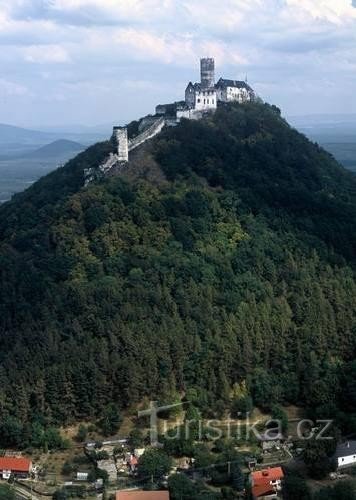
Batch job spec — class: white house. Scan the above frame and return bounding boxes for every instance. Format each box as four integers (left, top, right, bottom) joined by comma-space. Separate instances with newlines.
335, 441, 356, 469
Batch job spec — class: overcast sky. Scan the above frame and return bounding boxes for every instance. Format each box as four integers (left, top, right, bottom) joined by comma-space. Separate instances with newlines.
0, 0, 356, 128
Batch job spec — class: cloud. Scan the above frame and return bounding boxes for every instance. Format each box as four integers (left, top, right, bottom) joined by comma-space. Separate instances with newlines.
1, 0, 356, 126
23, 44, 71, 63
285, 0, 356, 24
0, 78, 29, 96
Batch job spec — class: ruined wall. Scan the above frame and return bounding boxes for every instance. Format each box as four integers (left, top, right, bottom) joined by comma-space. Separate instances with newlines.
128, 117, 165, 152
84, 118, 166, 186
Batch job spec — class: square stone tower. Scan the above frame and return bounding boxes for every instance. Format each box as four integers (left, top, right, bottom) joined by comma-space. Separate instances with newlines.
200, 58, 215, 88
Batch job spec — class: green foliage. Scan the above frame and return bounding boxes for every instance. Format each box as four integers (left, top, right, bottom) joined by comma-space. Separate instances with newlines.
138, 448, 173, 479
231, 396, 253, 419
95, 450, 110, 461
163, 434, 195, 457
303, 437, 336, 479
0, 102, 355, 436
61, 461, 74, 475
128, 428, 144, 448
0, 417, 68, 451
270, 405, 288, 433
0, 484, 15, 500
314, 481, 356, 500
75, 424, 88, 442
168, 473, 197, 499
283, 474, 312, 500
98, 404, 121, 436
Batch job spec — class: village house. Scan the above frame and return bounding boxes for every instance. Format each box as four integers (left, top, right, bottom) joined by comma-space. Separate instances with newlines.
251, 467, 284, 499
128, 454, 138, 472
116, 491, 170, 500
334, 441, 356, 469
0, 456, 32, 480
259, 429, 284, 452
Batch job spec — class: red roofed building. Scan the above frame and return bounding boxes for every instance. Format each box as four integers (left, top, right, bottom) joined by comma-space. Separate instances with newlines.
251, 467, 284, 499
116, 492, 169, 500
0, 457, 32, 479
128, 454, 138, 472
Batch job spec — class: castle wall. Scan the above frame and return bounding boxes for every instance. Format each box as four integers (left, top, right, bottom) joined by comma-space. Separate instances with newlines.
128, 117, 165, 152
113, 127, 129, 162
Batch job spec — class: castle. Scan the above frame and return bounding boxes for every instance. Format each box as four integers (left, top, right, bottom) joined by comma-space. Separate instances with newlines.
84, 58, 256, 184
157, 57, 256, 120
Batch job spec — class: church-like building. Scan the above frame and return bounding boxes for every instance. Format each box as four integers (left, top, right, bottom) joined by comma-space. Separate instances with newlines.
156, 58, 256, 120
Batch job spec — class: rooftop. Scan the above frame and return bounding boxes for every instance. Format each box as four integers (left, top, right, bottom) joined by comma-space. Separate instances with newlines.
0, 457, 32, 472
216, 78, 253, 91
335, 441, 356, 458
252, 467, 284, 484
116, 491, 169, 500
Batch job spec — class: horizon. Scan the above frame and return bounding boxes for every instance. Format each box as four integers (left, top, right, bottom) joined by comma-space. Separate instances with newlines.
1, 0, 356, 128
3, 110, 356, 134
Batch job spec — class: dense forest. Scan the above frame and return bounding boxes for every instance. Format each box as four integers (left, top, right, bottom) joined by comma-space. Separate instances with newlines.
0, 102, 356, 444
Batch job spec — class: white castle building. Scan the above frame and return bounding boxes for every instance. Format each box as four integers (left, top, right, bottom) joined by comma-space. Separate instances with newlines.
157, 58, 256, 120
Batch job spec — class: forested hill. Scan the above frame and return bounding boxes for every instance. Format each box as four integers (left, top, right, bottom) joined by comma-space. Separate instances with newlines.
0, 102, 356, 436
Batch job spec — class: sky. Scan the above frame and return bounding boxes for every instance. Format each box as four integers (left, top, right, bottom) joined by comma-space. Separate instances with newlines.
0, 0, 356, 128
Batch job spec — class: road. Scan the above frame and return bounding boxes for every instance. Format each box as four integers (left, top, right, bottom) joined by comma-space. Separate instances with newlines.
13, 483, 41, 500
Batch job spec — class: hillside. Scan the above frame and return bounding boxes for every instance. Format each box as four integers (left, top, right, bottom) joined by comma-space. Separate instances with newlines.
0, 123, 55, 145
0, 102, 356, 441
24, 139, 85, 159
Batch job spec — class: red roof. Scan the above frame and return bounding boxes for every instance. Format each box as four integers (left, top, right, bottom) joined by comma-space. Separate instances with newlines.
116, 491, 169, 500
0, 457, 32, 472
252, 467, 284, 485
129, 456, 138, 466
252, 483, 276, 498
251, 467, 284, 498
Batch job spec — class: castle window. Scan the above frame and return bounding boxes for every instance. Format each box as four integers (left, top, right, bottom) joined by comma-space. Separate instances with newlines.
204, 99, 206, 104
207, 99, 209, 104
212, 99, 215, 104
197, 99, 201, 103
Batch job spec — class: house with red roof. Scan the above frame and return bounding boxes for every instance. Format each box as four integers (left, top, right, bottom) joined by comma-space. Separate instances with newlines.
251, 467, 284, 499
128, 454, 138, 472
0, 457, 32, 479
116, 491, 169, 500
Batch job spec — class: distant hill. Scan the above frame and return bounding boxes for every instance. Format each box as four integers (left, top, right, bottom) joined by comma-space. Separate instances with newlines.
0, 123, 55, 145
24, 139, 85, 159
321, 142, 356, 173
0, 123, 107, 154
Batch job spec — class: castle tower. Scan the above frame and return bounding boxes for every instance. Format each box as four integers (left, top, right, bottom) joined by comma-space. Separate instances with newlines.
200, 58, 215, 88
